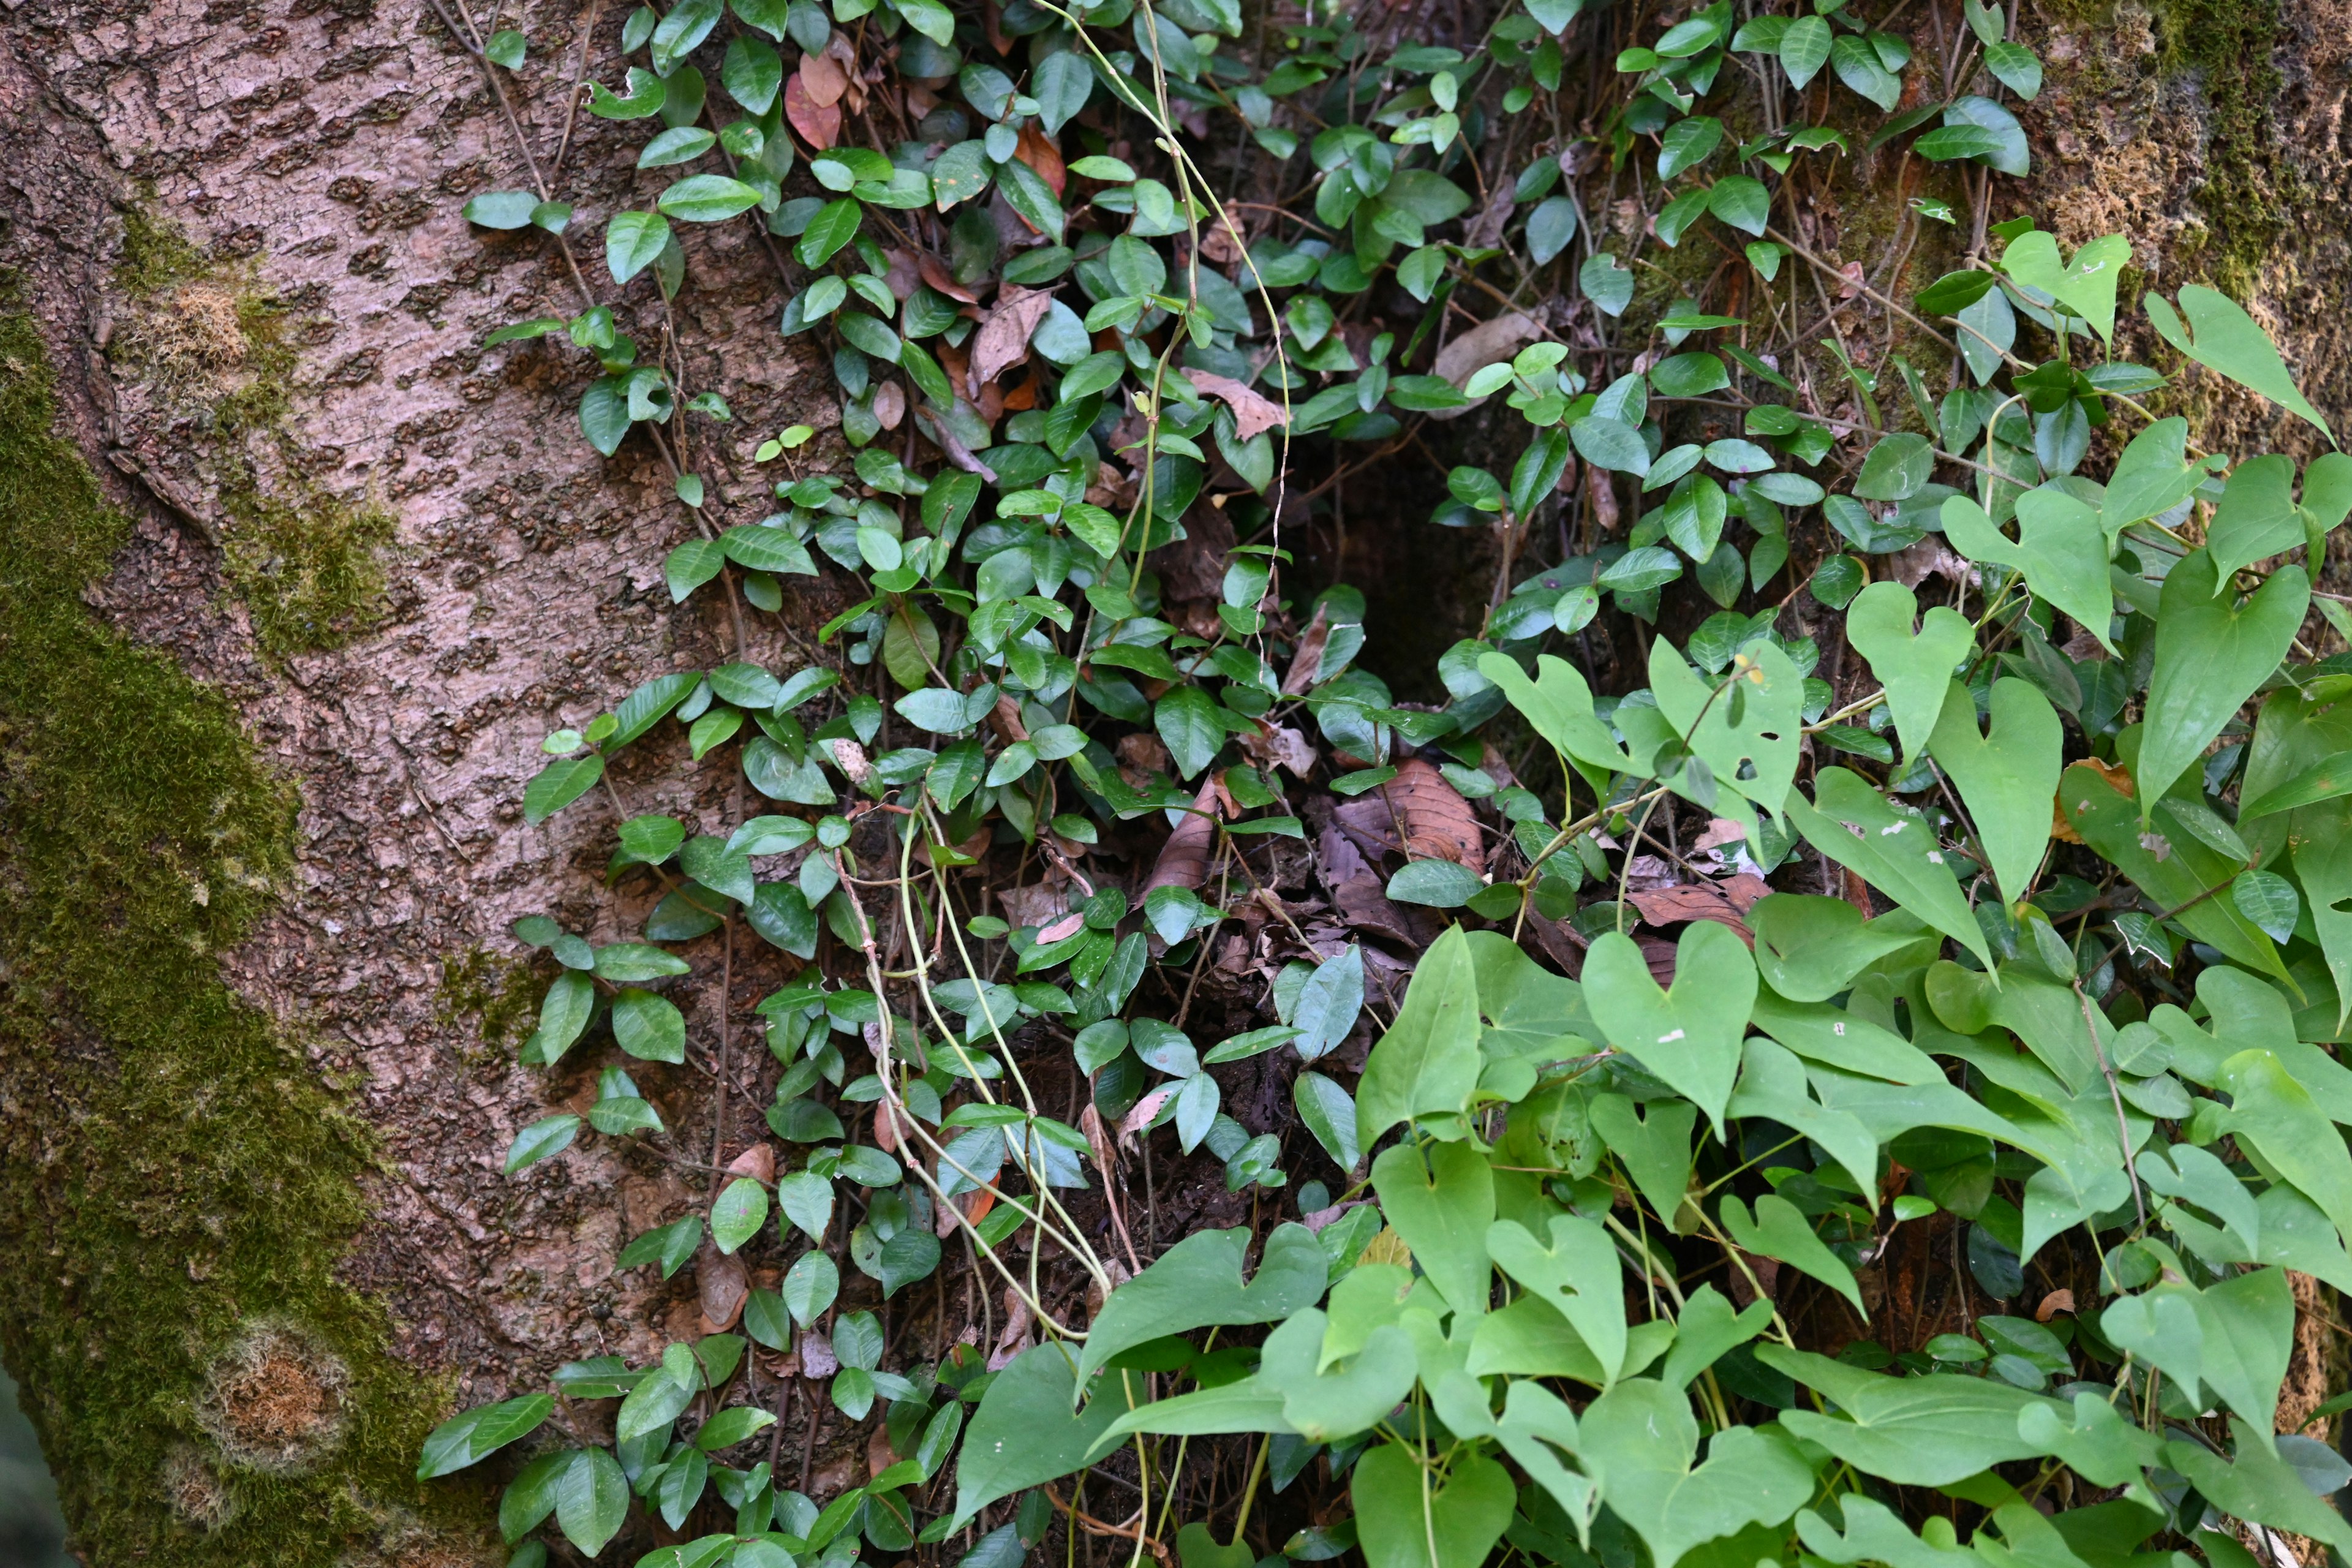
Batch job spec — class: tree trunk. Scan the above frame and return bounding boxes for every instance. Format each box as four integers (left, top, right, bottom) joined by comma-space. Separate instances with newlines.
1, 0, 2348, 1564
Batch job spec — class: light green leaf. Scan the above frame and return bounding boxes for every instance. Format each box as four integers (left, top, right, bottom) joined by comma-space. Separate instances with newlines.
2000, 230, 2130, 342
1255, 1309, 1417, 1441
1789, 768, 1995, 969
1155, 685, 1226, 778
1659, 1285, 1774, 1392
2138, 549, 2308, 820
1648, 635, 1802, 824
2219, 1049, 2352, 1245
1748, 895, 1931, 1006
2146, 284, 2334, 445
1847, 581, 1975, 761
1477, 652, 1639, 775
1581, 922, 1754, 1135
554, 1447, 630, 1556
1928, 676, 2062, 908
1353, 1442, 1515, 1568
2060, 764, 2290, 980
952, 1343, 1140, 1528
1760, 1344, 2056, 1484
1077, 1224, 1327, 1381
1589, 1093, 1697, 1224
1357, 925, 1483, 1146
1294, 1071, 1362, 1172
1486, 1214, 1626, 1382
1942, 489, 2116, 652
1577, 1379, 1817, 1568
2099, 417, 2208, 543
2169, 1421, 2352, 1555
712, 1176, 769, 1253
417, 1394, 554, 1479
1720, 1193, 1864, 1313
1370, 1140, 1494, 1321
2206, 455, 2304, 584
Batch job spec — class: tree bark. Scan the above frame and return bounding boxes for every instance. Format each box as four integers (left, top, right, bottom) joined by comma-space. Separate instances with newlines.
1, 0, 2350, 1564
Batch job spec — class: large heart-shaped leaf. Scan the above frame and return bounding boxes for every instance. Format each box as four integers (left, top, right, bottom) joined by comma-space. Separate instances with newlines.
2146, 284, 2333, 443
2204, 455, 2304, 586
1485, 1214, 1626, 1382
2138, 549, 2309, 821
1253, 1308, 1418, 1441
1077, 1223, 1327, 1380
1848, 581, 1975, 762
2000, 230, 2129, 342
2098, 417, 2209, 543
1479, 652, 1641, 776
1788, 768, 1995, 968
1577, 1379, 1816, 1568
1352, 1442, 1517, 1568
1760, 1344, 2056, 1484
1357, 925, 1483, 1147
1942, 489, 2115, 652
1370, 1140, 1495, 1321
1927, 676, 2061, 907
1719, 1192, 1865, 1313
955, 1343, 1142, 1526
1748, 895, 1928, 1004
1649, 636, 1803, 822
1582, 921, 1755, 1134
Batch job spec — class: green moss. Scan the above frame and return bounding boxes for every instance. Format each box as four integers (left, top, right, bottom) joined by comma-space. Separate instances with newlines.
116, 199, 211, 298
2153, 0, 2289, 294
216, 475, 396, 658
0, 306, 477, 1565
437, 947, 538, 1060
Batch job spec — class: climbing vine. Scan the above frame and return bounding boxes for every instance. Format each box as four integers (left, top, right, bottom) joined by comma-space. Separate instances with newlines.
408, 0, 2352, 1567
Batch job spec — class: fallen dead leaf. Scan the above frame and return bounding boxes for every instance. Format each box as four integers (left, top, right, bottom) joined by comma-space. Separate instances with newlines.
918, 253, 983, 304
1079, 1103, 1117, 1175
1116, 731, 1170, 784
971, 287, 1056, 396
2036, 1288, 2076, 1322
1281, 603, 1331, 695
697, 1245, 748, 1334
1038, 910, 1087, 943
1381, 758, 1485, 871
1242, 721, 1316, 778
1627, 873, 1771, 941
1118, 1085, 1177, 1150
1145, 778, 1229, 892
784, 71, 842, 149
799, 45, 849, 105
1188, 370, 1289, 442
798, 1332, 839, 1378
1430, 311, 1544, 420
872, 380, 907, 431
726, 1144, 777, 1184
1014, 124, 1066, 195
868, 1426, 898, 1479
1200, 215, 1245, 265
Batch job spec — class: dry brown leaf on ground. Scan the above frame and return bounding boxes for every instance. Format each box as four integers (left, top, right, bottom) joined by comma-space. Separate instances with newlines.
1627, 873, 1771, 940
970, 287, 1056, 394
696, 1245, 748, 1333
1015, 124, 1066, 194
1429, 311, 1543, 420
1145, 778, 1229, 892
918, 252, 983, 304
725, 1144, 777, 1184
1118, 1085, 1177, 1150
799, 1331, 839, 1378
1188, 371, 1290, 441
1241, 720, 1316, 778
1381, 758, 1485, 870
784, 71, 843, 148
1282, 604, 1331, 695
799, 45, 849, 105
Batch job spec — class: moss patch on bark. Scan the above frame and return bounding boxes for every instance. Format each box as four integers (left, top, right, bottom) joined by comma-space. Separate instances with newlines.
0, 306, 477, 1565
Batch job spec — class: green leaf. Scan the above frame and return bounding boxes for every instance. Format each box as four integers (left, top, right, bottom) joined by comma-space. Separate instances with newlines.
1648, 635, 1802, 825
783, 1249, 840, 1324
1779, 13, 1832, 86
720, 524, 818, 575
1941, 489, 2116, 653
1371, 1140, 1494, 1320
1385, 859, 1483, 907
660, 173, 764, 222
464, 190, 541, 228
952, 1343, 1143, 1528
796, 198, 863, 268
1788, 768, 1996, 968
2218, 1049, 2352, 1245
1760, 1344, 2054, 1484
1487, 1213, 1626, 1381
778, 1169, 834, 1242
553, 1447, 631, 1556
1855, 432, 1935, 500
1581, 254, 1634, 316
695, 1405, 778, 1450
2060, 764, 2290, 980
1708, 176, 1770, 237
1477, 652, 1638, 774
1830, 32, 1901, 108
1294, 1071, 1362, 1171
1571, 415, 1651, 476
712, 1176, 770, 1253
505, 1115, 580, 1173
1155, 685, 1226, 778
1847, 581, 1974, 761
1721, 1193, 1864, 1313
418, 1394, 555, 1479
1576, 1379, 1817, 1568
1748, 895, 1926, 1005
1658, 116, 1724, 178
1927, 677, 2062, 908
1583, 922, 1754, 1136
2170, 1421, 2352, 1556
2099, 416, 2207, 543
606, 209, 674, 283
2236, 869, 2302, 943
523, 753, 604, 826
1527, 196, 1578, 264
1078, 1223, 1327, 1380
2138, 548, 2309, 820
1590, 1092, 1698, 1223
2000, 230, 2130, 342
1357, 925, 1483, 1147
2146, 284, 2334, 443
611, 987, 687, 1061
1352, 1444, 1515, 1568
1254, 1308, 1418, 1441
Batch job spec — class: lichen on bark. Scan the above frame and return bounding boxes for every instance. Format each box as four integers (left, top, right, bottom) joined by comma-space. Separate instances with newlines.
0, 304, 478, 1565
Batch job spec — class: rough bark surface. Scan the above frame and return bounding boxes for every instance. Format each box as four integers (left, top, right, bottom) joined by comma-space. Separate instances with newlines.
1, 0, 2351, 1563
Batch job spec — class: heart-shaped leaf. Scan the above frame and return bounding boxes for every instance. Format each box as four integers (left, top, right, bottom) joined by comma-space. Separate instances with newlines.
1370, 1140, 1495, 1321
2204, 455, 2304, 586
1748, 894, 1928, 1003
1649, 636, 1803, 824
1848, 581, 1976, 762
1077, 1223, 1327, 1381
1357, 925, 1483, 1148
1942, 489, 2115, 652
2138, 549, 2309, 821
1353, 1442, 1516, 1568
954, 1343, 1143, 1526
1721, 1192, 1866, 1314
1485, 1214, 1627, 1382
2146, 284, 2333, 443
1789, 768, 1996, 970
2000, 230, 2129, 341
1577, 1379, 1816, 1568
1582, 921, 1755, 1134
1927, 676, 2062, 907
1254, 1308, 1417, 1441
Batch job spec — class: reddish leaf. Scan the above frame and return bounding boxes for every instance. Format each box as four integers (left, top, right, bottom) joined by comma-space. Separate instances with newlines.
785, 71, 842, 149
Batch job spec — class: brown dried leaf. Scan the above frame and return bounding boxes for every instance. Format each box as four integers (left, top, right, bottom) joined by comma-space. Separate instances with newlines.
1626, 873, 1771, 941
1013, 124, 1066, 195
1038, 911, 1087, 944
1117, 731, 1170, 783
1079, 1103, 1117, 1175
1145, 779, 1227, 892
868, 1426, 898, 1479
798, 1331, 839, 1378
799, 47, 849, 105
1281, 603, 1330, 696
1187, 371, 1289, 442
1241, 722, 1316, 778
918, 253, 984, 304
785, 71, 842, 149
2036, 1288, 2076, 1322
697, 1245, 749, 1334
1382, 758, 1485, 872
1200, 215, 1245, 265
726, 1144, 777, 1185
872, 380, 907, 431
971, 287, 1056, 396
1118, 1085, 1177, 1150
1430, 311, 1543, 421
